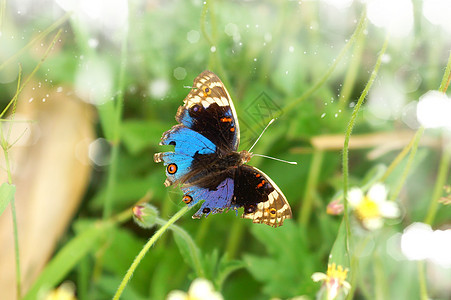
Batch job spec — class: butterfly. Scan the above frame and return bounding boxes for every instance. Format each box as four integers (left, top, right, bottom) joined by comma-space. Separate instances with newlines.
154, 70, 292, 227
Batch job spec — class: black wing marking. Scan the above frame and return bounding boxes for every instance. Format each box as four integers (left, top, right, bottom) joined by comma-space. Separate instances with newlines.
175, 70, 240, 153
233, 165, 292, 227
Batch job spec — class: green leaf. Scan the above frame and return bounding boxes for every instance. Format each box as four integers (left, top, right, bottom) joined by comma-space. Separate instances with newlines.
0, 183, 15, 217
121, 120, 166, 155
328, 218, 350, 269
172, 225, 205, 278
215, 255, 246, 289
23, 221, 112, 300
243, 221, 321, 298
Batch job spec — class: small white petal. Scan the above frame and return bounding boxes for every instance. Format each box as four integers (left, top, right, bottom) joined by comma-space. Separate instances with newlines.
208, 292, 224, 300
348, 188, 363, 207
380, 201, 400, 218
311, 272, 328, 282
363, 218, 384, 230
189, 278, 222, 300
166, 290, 188, 300
342, 280, 351, 292
367, 183, 388, 203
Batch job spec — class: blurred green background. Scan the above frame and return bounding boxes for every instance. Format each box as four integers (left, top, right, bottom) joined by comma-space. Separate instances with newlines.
1, 0, 451, 299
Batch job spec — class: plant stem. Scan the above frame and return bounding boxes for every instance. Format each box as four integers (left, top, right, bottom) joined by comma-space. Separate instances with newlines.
225, 219, 244, 259
339, 24, 366, 110
373, 252, 387, 300
201, 0, 230, 91
0, 13, 70, 71
0, 0, 5, 33
422, 51, 451, 224
3, 149, 21, 297
418, 261, 428, 300
113, 206, 191, 300
300, 149, 324, 226
424, 141, 451, 224
1, 64, 23, 299
1, 29, 61, 299
380, 129, 422, 182
200, 1, 213, 47
103, 23, 129, 219
438, 52, 451, 93
389, 126, 424, 201
1, 30, 62, 118
342, 33, 389, 287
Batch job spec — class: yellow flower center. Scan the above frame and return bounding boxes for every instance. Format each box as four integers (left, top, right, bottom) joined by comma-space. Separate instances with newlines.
326, 263, 348, 284
355, 196, 380, 220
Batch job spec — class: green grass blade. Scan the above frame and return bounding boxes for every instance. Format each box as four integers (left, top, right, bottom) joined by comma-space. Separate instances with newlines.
0, 182, 15, 216
23, 222, 112, 300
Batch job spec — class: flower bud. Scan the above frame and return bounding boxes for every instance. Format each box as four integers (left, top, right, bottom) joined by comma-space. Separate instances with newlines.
133, 203, 158, 228
327, 199, 344, 216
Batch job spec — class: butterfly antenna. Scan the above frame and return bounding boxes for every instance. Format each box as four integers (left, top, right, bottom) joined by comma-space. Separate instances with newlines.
248, 118, 275, 152
183, 85, 194, 89
253, 154, 297, 165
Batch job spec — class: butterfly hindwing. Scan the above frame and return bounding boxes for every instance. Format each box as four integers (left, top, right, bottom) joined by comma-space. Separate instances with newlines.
181, 177, 235, 217
175, 70, 240, 152
233, 165, 292, 227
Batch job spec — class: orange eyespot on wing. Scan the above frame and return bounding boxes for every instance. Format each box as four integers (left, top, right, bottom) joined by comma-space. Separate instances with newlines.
202, 86, 212, 97
182, 195, 193, 204
167, 163, 178, 174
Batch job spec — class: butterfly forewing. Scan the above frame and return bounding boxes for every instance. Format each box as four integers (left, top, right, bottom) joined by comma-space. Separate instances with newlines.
175, 71, 240, 152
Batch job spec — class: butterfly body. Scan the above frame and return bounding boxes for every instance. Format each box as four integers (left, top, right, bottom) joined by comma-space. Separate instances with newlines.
154, 70, 292, 227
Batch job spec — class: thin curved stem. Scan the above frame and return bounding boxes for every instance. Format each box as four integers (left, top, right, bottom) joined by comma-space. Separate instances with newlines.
0, 31, 61, 298
423, 51, 451, 225
389, 127, 424, 201
424, 141, 451, 224
0, 13, 71, 71
300, 149, 324, 226
380, 130, 422, 182
113, 206, 191, 300
343, 34, 389, 298
418, 261, 429, 300
103, 21, 129, 219
1, 30, 62, 118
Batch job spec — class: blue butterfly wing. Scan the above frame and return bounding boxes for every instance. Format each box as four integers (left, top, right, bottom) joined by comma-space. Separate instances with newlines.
182, 177, 235, 217
154, 125, 216, 187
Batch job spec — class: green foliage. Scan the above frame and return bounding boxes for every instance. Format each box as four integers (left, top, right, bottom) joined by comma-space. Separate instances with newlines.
244, 221, 320, 297
1, 0, 451, 299
24, 220, 113, 300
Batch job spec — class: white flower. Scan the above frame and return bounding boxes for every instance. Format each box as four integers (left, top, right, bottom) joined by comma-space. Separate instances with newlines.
417, 90, 451, 130
166, 278, 223, 300
312, 263, 351, 300
44, 282, 76, 300
348, 183, 400, 230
